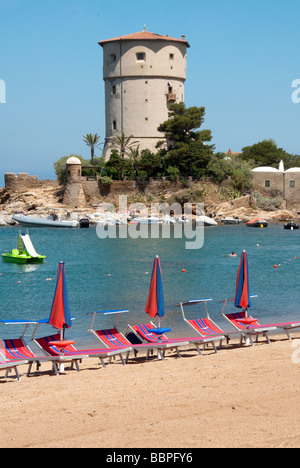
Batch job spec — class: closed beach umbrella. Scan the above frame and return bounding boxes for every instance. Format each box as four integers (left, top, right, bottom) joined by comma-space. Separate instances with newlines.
49, 262, 72, 338
145, 255, 165, 327
234, 250, 252, 314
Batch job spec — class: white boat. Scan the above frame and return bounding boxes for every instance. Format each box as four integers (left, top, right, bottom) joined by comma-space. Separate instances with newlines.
221, 216, 242, 225
130, 217, 163, 224
195, 215, 218, 226
13, 214, 79, 228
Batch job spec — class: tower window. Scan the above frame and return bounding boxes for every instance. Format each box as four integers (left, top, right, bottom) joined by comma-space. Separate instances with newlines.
110, 54, 116, 63
113, 120, 117, 130
290, 180, 295, 188
112, 85, 117, 95
169, 53, 174, 60
136, 52, 146, 61
265, 180, 271, 188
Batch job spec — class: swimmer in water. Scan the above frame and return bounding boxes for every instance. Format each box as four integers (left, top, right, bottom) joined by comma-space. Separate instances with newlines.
229, 252, 237, 257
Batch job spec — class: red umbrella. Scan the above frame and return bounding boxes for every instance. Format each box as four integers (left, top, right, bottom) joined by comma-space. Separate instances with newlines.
234, 250, 252, 316
49, 262, 72, 339
145, 255, 165, 328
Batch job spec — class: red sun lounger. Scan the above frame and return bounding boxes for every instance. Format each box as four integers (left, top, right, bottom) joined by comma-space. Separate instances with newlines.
87, 310, 189, 360
221, 309, 276, 345
90, 327, 188, 360
0, 360, 28, 381
126, 322, 224, 355
0, 337, 83, 376
33, 334, 132, 367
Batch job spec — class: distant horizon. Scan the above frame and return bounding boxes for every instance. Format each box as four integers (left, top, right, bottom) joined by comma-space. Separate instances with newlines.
1, 0, 300, 182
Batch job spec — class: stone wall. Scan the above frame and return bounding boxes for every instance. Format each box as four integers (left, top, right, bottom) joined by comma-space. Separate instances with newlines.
5, 173, 58, 192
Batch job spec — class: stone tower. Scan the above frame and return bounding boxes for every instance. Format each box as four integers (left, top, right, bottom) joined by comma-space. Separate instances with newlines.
99, 29, 190, 160
63, 157, 86, 207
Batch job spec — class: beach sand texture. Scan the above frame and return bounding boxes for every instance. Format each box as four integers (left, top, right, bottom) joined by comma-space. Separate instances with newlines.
1, 333, 300, 448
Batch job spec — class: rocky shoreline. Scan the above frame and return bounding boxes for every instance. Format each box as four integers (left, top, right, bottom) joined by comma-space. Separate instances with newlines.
0, 185, 298, 227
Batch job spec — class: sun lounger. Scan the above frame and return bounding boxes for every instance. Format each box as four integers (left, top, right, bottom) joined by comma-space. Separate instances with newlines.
32, 334, 132, 367
90, 327, 189, 360
126, 322, 224, 355
220, 298, 277, 345
87, 309, 189, 360
174, 299, 240, 348
260, 321, 300, 340
0, 360, 28, 381
0, 337, 84, 376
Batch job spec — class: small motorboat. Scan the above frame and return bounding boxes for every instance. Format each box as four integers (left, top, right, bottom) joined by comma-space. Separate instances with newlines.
284, 220, 299, 230
2, 232, 46, 264
221, 216, 242, 225
195, 215, 218, 226
246, 218, 268, 228
130, 216, 163, 224
79, 218, 90, 228
13, 214, 79, 228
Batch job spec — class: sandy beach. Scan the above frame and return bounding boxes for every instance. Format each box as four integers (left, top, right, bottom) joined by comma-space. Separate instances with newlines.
1, 332, 300, 449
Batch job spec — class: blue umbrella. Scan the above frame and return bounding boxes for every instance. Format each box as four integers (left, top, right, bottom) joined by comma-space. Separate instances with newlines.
234, 250, 252, 315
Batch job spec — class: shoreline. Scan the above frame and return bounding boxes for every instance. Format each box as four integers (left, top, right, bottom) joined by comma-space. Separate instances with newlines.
1, 331, 300, 448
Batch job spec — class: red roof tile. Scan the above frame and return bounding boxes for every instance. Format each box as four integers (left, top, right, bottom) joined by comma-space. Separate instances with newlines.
99, 30, 190, 47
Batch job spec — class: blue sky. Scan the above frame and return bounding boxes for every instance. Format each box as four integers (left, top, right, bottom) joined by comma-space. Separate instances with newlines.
0, 0, 299, 181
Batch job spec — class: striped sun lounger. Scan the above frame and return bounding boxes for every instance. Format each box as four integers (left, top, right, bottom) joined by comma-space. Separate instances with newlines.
0, 337, 84, 376
126, 322, 224, 355
33, 334, 132, 367
90, 327, 188, 360
222, 311, 277, 345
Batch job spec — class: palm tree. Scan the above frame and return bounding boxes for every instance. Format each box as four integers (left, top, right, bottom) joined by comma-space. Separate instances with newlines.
112, 132, 139, 179
127, 146, 140, 180
82, 133, 102, 166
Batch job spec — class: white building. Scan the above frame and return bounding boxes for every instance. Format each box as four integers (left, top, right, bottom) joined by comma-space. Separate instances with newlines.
99, 28, 190, 160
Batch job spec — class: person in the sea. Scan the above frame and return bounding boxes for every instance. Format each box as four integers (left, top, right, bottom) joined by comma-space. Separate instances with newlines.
229, 252, 237, 257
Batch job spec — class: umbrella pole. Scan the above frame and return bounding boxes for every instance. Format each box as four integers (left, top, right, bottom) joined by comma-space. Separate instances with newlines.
59, 327, 65, 373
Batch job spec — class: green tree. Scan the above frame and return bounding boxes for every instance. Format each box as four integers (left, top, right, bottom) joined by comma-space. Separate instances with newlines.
207, 154, 253, 192
82, 133, 102, 166
240, 139, 293, 168
157, 103, 214, 177
139, 149, 161, 179
112, 132, 139, 179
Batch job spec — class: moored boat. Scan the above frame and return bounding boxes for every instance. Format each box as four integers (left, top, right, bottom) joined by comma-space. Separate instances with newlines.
79, 218, 90, 228
221, 216, 242, 225
13, 214, 79, 228
246, 218, 268, 228
195, 215, 218, 226
284, 220, 299, 230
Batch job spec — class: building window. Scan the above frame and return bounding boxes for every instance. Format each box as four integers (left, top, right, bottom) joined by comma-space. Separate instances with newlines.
112, 85, 117, 95
136, 52, 146, 61
290, 180, 295, 188
113, 120, 117, 130
110, 54, 116, 63
169, 53, 174, 60
265, 180, 271, 188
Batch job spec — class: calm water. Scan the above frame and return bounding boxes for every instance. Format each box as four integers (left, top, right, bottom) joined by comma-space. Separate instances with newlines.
0, 223, 300, 345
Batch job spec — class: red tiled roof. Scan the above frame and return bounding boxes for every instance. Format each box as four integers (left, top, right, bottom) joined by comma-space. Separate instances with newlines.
99, 30, 190, 47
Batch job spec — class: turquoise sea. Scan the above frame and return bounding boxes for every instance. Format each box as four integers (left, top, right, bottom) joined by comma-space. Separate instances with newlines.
0, 223, 300, 346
